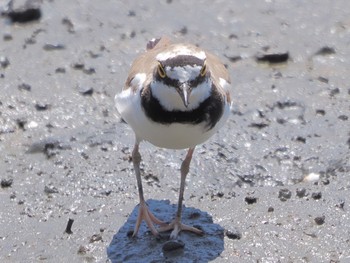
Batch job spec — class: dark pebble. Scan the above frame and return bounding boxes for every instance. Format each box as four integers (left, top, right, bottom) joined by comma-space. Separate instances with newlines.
317, 76, 329, 83
55, 67, 66, 73
82, 67, 96, 75
315, 46, 336, 56
128, 10, 136, 17
44, 185, 59, 194
188, 211, 201, 219
245, 196, 257, 204
1, 178, 13, 188
18, 83, 31, 91
35, 102, 50, 111
256, 52, 289, 64
78, 86, 94, 95
179, 26, 188, 35
126, 230, 134, 237
5, 8, 41, 23
268, 207, 274, 212
72, 63, 85, 70
316, 109, 326, 116
89, 234, 103, 243
43, 43, 65, 51
338, 115, 348, 121
278, 188, 292, 201
16, 118, 27, 130
311, 192, 322, 200
336, 199, 345, 210
0, 56, 10, 68
3, 33, 13, 41
314, 215, 325, 225
62, 17, 75, 33
330, 88, 340, 97
295, 136, 306, 143
225, 227, 242, 240
296, 188, 307, 198
162, 240, 185, 252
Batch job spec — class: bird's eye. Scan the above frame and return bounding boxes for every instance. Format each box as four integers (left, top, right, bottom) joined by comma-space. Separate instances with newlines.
200, 63, 207, 77
157, 63, 166, 78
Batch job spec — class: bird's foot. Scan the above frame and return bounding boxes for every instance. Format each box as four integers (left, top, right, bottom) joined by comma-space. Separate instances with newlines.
158, 218, 203, 239
133, 202, 167, 237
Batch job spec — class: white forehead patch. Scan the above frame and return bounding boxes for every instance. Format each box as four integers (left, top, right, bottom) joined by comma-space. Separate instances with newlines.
166, 65, 201, 82
156, 46, 206, 61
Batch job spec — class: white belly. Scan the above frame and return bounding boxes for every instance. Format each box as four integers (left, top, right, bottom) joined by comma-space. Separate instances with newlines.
115, 88, 230, 149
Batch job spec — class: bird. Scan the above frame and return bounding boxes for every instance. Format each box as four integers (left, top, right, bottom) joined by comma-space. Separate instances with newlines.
115, 37, 231, 239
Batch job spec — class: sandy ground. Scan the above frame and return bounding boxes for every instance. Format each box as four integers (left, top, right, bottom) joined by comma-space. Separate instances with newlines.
1, 0, 350, 262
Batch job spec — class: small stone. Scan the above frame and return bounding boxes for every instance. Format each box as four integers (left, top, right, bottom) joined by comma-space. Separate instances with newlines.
43, 43, 65, 51
338, 115, 348, 121
35, 102, 50, 111
225, 228, 242, 240
5, 7, 42, 23
78, 86, 94, 96
1, 178, 13, 188
278, 188, 292, 201
314, 215, 325, 225
89, 234, 103, 243
0, 56, 10, 68
256, 52, 289, 64
16, 118, 27, 130
267, 206, 274, 212
55, 67, 66, 73
245, 196, 257, 204
82, 67, 96, 75
188, 211, 201, 219
315, 46, 335, 56
44, 185, 59, 194
296, 188, 307, 198
126, 230, 134, 237
336, 199, 345, 210
162, 240, 185, 252
18, 83, 31, 91
3, 33, 13, 41
311, 192, 322, 200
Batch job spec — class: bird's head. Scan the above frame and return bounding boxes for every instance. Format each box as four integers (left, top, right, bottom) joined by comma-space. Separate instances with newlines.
150, 44, 212, 111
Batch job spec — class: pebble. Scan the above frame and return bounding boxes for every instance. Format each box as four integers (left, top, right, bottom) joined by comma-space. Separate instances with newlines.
314, 215, 325, 225
245, 196, 257, 204
278, 188, 292, 201
18, 83, 31, 91
44, 185, 59, 194
162, 240, 185, 252
256, 52, 289, 64
78, 86, 94, 96
225, 227, 242, 240
35, 102, 50, 111
311, 192, 322, 200
303, 172, 320, 182
89, 234, 103, 243
296, 188, 307, 198
1, 178, 13, 188
0, 56, 10, 68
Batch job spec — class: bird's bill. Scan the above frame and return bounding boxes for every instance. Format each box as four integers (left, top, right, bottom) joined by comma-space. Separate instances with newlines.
177, 83, 191, 108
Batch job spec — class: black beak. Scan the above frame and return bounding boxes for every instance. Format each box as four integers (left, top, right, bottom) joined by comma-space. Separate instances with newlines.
177, 83, 191, 108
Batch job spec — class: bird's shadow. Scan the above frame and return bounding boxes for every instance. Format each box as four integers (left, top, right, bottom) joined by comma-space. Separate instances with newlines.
107, 199, 224, 263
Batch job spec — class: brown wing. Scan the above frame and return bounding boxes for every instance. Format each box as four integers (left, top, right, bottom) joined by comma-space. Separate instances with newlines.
205, 51, 231, 103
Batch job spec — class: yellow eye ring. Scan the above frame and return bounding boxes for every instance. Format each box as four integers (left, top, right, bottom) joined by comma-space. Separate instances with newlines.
200, 63, 207, 76
157, 63, 166, 78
